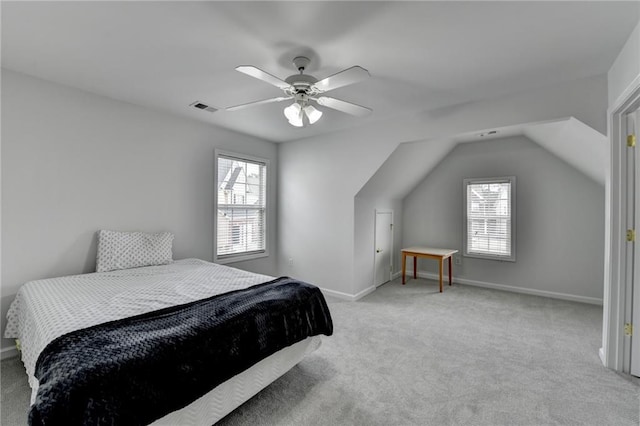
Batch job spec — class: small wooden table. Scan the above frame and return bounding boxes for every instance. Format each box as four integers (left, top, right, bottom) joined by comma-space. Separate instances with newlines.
401, 247, 459, 292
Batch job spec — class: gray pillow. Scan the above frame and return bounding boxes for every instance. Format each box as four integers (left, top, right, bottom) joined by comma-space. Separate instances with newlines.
96, 230, 174, 272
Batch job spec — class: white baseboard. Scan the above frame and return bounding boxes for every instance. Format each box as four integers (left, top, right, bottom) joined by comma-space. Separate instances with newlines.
599, 347, 606, 366
1, 345, 18, 360
415, 271, 603, 305
320, 285, 376, 302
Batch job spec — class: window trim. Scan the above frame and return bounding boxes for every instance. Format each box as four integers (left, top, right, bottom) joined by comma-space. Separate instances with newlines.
213, 149, 269, 264
463, 176, 516, 262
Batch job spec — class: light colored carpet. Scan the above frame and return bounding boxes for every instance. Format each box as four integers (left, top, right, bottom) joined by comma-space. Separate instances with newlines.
2, 278, 638, 425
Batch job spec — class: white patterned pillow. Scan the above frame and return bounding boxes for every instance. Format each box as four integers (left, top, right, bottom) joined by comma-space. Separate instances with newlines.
96, 230, 174, 273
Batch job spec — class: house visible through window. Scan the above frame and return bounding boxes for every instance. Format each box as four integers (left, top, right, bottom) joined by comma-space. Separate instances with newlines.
215, 151, 267, 262
463, 176, 516, 261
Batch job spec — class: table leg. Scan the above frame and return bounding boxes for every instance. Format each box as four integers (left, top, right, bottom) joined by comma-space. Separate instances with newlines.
439, 258, 443, 293
413, 256, 417, 279
402, 252, 406, 285
449, 256, 453, 286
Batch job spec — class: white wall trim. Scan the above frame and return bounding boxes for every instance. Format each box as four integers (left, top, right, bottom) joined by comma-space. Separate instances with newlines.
611, 74, 640, 116
1, 345, 19, 360
320, 285, 376, 302
603, 77, 640, 372
416, 271, 603, 305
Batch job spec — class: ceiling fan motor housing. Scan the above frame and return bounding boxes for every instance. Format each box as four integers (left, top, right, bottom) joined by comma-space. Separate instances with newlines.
293, 92, 310, 103
284, 73, 319, 96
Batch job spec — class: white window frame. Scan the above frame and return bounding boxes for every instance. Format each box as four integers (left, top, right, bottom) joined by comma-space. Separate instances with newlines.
214, 149, 269, 264
463, 176, 516, 262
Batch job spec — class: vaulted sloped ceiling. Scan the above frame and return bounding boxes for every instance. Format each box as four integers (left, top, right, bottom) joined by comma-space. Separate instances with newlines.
523, 119, 607, 186
356, 118, 606, 202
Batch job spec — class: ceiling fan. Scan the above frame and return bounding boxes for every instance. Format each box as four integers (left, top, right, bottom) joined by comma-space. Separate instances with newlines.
226, 56, 372, 127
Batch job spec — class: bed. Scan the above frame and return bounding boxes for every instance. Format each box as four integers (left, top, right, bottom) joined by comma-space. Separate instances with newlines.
4, 257, 333, 425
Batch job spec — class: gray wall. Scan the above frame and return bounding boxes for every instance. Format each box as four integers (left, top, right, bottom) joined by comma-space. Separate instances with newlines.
278, 75, 607, 297
1, 70, 278, 350
608, 19, 640, 106
402, 136, 605, 300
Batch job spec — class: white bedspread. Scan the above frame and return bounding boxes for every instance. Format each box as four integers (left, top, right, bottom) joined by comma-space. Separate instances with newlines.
4, 258, 272, 400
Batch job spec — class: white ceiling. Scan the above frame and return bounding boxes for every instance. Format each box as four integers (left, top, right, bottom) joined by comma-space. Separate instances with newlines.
2, 1, 639, 143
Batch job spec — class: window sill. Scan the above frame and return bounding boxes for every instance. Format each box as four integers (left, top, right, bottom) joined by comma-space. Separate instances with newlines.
463, 252, 516, 262
215, 251, 269, 265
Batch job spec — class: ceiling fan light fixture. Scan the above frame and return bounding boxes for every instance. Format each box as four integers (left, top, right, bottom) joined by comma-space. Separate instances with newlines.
288, 116, 304, 127
304, 104, 323, 124
283, 102, 301, 121
284, 103, 304, 127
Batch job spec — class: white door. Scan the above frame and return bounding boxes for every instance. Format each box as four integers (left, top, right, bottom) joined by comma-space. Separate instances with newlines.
629, 108, 640, 377
374, 211, 393, 287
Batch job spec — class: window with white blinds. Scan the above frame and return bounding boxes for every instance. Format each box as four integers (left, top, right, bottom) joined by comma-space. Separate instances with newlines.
463, 177, 516, 261
214, 151, 268, 262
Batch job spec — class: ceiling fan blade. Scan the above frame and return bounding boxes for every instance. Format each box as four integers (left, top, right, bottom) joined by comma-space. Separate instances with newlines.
313, 66, 370, 93
235, 66, 293, 91
316, 96, 372, 117
226, 96, 293, 111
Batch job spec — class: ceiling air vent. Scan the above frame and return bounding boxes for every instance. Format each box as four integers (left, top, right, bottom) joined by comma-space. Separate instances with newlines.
478, 130, 499, 138
190, 101, 218, 113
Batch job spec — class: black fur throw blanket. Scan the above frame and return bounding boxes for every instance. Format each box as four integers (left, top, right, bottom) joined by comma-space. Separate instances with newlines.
29, 277, 333, 426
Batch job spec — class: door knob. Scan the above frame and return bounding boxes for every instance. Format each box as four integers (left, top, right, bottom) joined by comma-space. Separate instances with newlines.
376, 249, 382, 253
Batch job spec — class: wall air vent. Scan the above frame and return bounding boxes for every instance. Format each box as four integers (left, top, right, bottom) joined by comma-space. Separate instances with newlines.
190, 101, 218, 113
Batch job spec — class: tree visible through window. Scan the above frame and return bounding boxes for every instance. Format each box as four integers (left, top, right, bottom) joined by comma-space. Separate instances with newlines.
463, 177, 516, 261
215, 152, 267, 262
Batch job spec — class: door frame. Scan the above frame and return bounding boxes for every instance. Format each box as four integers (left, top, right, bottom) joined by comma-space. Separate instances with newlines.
628, 107, 640, 376
603, 76, 640, 372
373, 209, 394, 287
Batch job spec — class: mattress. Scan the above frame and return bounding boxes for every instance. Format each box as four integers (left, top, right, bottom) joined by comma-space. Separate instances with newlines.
153, 336, 320, 425
4, 258, 322, 424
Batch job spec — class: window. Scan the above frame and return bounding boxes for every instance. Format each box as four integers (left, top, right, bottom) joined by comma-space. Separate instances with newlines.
463, 176, 515, 261
214, 151, 268, 263
231, 225, 241, 245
